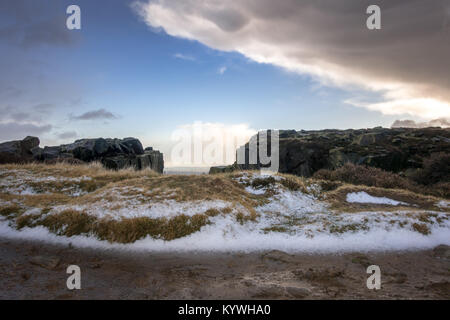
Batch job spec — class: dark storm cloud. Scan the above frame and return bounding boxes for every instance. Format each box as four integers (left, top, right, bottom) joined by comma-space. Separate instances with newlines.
33, 103, 55, 113
0, 122, 52, 142
392, 118, 450, 129
0, 0, 77, 48
0, 103, 55, 122
57, 131, 78, 140
135, 0, 450, 118
70, 109, 119, 121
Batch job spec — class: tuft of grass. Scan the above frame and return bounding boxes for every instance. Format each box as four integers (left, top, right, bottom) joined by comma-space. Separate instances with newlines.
279, 176, 304, 191
329, 223, 368, 234
0, 205, 23, 218
251, 176, 276, 189
412, 223, 431, 235
40, 209, 96, 236
235, 210, 258, 225
263, 225, 289, 233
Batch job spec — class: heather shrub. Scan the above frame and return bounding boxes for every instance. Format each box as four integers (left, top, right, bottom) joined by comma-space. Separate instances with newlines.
313, 163, 418, 191
412, 153, 450, 185
427, 182, 450, 199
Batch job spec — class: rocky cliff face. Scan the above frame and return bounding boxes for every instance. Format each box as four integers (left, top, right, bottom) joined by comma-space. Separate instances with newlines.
0, 136, 164, 173
211, 127, 450, 177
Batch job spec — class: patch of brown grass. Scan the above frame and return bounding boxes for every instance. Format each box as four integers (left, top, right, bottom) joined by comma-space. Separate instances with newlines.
412, 223, 431, 235
278, 175, 307, 192
21, 194, 72, 208
235, 211, 258, 225
251, 176, 276, 189
0, 204, 23, 218
263, 225, 289, 233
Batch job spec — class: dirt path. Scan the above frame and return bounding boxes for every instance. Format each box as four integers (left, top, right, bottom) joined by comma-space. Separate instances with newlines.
0, 237, 448, 299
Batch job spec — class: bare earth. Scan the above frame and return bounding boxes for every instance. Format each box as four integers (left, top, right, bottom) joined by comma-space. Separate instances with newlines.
0, 237, 448, 300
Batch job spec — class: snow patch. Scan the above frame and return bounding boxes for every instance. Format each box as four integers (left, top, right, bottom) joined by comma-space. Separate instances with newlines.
437, 200, 449, 209
346, 192, 408, 206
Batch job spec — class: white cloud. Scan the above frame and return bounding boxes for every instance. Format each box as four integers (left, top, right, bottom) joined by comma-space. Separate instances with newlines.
217, 66, 227, 75
173, 53, 196, 61
133, 0, 450, 119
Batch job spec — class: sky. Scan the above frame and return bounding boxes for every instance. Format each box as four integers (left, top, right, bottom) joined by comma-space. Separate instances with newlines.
1, 0, 449, 166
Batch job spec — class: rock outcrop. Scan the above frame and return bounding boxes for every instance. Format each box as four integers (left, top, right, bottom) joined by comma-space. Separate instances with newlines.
210, 127, 450, 177
0, 136, 164, 173
0, 136, 40, 164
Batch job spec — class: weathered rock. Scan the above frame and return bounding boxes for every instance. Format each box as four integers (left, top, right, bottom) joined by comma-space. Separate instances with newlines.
250, 284, 286, 298
433, 245, 450, 259
209, 165, 236, 174
0, 136, 40, 164
62, 138, 110, 161
261, 250, 295, 263
146, 150, 164, 173
21, 136, 40, 151
137, 153, 151, 169
285, 286, 311, 298
39, 146, 63, 160
121, 137, 144, 155
29, 255, 60, 270
101, 155, 136, 170
100, 149, 164, 173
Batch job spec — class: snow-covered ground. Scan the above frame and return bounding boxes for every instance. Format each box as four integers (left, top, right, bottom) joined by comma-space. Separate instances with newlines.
1, 214, 448, 253
0, 169, 449, 252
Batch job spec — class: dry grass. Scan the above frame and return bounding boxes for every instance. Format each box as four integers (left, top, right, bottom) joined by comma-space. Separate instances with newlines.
0, 162, 159, 180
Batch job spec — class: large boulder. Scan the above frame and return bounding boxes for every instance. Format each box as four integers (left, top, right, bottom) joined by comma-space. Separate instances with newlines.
58, 137, 146, 162
101, 155, 137, 170
121, 138, 144, 155
101, 150, 164, 173
0, 136, 40, 164
61, 138, 110, 161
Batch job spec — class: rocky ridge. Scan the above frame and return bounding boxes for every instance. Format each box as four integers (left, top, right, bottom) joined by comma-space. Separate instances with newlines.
211, 127, 450, 178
